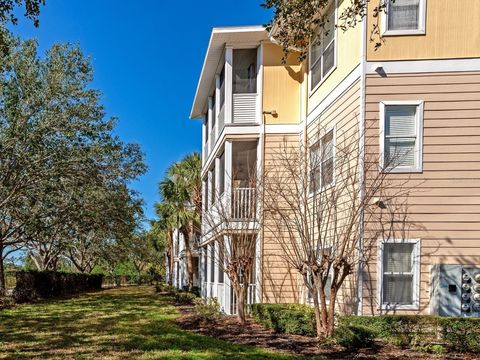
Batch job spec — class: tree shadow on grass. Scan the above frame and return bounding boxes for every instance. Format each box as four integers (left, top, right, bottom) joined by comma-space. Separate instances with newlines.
0, 287, 298, 360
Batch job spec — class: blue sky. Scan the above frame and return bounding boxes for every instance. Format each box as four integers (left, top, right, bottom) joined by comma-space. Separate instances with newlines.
10, 0, 273, 223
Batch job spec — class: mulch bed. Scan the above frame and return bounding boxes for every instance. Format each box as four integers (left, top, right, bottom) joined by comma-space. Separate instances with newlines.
174, 302, 468, 359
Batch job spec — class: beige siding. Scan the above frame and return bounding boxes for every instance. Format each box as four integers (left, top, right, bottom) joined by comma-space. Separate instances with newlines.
305, 80, 362, 314
362, 71, 480, 315
261, 134, 302, 303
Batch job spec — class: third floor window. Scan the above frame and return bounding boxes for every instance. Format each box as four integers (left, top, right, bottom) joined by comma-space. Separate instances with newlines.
309, 5, 336, 92
385, 0, 426, 34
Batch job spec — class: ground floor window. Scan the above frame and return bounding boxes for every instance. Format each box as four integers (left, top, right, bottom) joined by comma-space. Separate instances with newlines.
379, 239, 420, 309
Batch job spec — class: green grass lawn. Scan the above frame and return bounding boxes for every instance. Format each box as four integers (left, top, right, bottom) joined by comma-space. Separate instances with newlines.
0, 286, 298, 360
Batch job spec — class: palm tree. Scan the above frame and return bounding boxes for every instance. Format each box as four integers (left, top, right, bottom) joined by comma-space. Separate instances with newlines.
156, 153, 201, 289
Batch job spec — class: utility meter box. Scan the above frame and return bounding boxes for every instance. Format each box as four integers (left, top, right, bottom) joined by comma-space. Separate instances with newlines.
431, 264, 480, 317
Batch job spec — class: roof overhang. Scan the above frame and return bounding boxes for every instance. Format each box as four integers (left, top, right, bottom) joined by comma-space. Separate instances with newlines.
190, 25, 268, 120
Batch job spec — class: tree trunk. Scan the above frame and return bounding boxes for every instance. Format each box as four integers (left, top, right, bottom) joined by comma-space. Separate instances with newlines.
182, 225, 194, 290
325, 287, 337, 337
312, 287, 324, 338
167, 231, 174, 285
236, 285, 247, 324
0, 242, 6, 297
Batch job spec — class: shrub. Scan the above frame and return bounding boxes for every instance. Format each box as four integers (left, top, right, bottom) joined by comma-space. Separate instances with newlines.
250, 303, 316, 336
439, 317, 480, 353
341, 315, 480, 354
333, 324, 376, 349
155, 283, 176, 294
174, 291, 197, 305
0, 296, 15, 309
13, 270, 103, 303
192, 297, 221, 325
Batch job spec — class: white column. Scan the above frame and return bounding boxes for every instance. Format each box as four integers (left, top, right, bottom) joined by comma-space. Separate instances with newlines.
256, 43, 263, 124
224, 235, 232, 314
214, 156, 220, 204
207, 97, 213, 155
215, 74, 221, 140
206, 243, 211, 297
202, 115, 207, 162
224, 140, 233, 197
225, 46, 233, 124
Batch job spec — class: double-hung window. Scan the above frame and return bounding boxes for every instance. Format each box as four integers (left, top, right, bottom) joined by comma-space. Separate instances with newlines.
309, 129, 335, 194
379, 240, 420, 309
309, 141, 321, 194
380, 102, 423, 172
309, 5, 336, 91
384, 0, 426, 35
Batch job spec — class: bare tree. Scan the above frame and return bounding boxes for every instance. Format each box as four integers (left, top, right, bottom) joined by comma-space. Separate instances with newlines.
202, 170, 263, 324
263, 124, 414, 338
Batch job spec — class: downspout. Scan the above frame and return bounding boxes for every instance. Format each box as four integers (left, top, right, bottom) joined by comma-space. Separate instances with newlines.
356, 1, 368, 316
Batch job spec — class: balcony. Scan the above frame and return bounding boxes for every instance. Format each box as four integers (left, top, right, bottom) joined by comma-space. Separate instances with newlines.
202, 140, 258, 237
202, 48, 259, 164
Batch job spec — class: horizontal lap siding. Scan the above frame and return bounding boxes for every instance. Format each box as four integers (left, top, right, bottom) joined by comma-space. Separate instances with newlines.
362, 71, 480, 315
262, 134, 301, 303
306, 80, 362, 314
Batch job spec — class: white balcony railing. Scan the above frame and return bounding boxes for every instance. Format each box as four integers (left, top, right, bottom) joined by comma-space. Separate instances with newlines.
232, 187, 256, 220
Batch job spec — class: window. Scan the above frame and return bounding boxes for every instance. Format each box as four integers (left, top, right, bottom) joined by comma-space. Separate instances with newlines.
309, 141, 321, 194
309, 129, 335, 194
233, 49, 257, 94
321, 130, 334, 186
384, 0, 426, 35
380, 102, 423, 172
309, 5, 336, 91
379, 240, 420, 309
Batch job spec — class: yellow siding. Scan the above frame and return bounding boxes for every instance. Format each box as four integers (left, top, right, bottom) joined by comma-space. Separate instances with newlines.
262, 43, 303, 125
307, 1, 362, 115
367, 0, 480, 61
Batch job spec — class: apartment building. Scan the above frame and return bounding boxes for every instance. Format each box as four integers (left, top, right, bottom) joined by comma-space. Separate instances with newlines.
188, 0, 480, 317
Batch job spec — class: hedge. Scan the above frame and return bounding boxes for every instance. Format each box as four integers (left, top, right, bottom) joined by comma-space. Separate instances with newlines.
341, 315, 480, 353
250, 304, 480, 353
13, 270, 103, 303
250, 303, 316, 336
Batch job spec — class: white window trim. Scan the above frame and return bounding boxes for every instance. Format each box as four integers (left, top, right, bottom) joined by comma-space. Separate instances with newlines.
308, 127, 336, 196
308, 1, 338, 96
379, 100, 424, 173
381, 0, 427, 36
377, 239, 421, 310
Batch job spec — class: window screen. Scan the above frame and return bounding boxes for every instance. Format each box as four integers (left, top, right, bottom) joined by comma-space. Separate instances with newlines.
310, 7, 336, 90
387, 0, 421, 31
382, 243, 415, 305
384, 105, 418, 169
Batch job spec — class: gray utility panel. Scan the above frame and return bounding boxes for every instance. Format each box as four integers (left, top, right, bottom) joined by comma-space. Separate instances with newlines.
431, 264, 480, 317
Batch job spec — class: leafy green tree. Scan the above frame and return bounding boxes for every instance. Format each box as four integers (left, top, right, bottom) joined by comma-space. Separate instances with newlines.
0, 33, 146, 295
0, 0, 45, 27
155, 153, 201, 290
